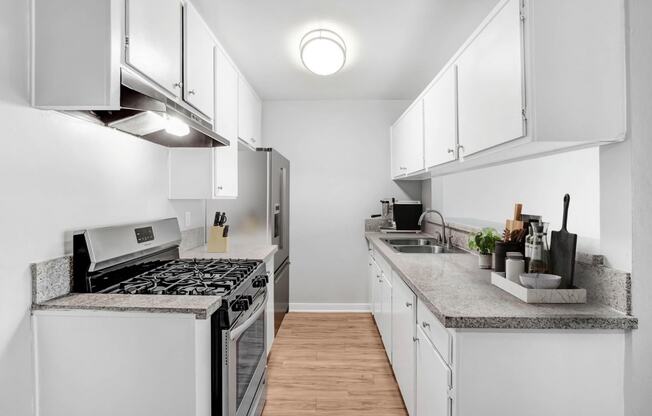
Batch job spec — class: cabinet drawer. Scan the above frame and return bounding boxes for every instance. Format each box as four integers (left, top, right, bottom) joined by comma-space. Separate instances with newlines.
417, 300, 452, 365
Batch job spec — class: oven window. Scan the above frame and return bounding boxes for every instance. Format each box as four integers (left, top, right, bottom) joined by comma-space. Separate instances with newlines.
236, 309, 265, 410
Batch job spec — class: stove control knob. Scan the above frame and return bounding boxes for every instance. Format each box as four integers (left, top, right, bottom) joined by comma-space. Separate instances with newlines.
243, 295, 253, 305
252, 276, 267, 287
231, 299, 250, 312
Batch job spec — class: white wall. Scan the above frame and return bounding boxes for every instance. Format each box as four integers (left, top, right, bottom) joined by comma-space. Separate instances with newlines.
262, 100, 420, 306
0, 1, 200, 414
422, 147, 602, 255
625, 0, 652, 413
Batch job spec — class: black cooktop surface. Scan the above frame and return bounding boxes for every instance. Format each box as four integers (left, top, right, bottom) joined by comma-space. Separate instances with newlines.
99, 258, 262, 296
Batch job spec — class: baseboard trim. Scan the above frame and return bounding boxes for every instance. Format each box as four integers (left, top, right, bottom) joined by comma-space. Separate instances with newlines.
289, 303, 371, 313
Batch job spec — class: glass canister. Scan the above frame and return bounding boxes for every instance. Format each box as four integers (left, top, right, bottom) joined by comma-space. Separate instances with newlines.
527, 223, 550, 274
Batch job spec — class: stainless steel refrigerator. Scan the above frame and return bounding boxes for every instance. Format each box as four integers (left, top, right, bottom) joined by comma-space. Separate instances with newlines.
207, 148, 290, 334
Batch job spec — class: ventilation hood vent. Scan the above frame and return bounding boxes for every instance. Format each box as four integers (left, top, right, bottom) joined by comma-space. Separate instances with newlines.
71, 70, 229, 148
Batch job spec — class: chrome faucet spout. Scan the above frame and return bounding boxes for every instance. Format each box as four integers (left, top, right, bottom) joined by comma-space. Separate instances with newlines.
418, 209, 448, 246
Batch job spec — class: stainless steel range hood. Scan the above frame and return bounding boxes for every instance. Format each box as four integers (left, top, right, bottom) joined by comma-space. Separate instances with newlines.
71, 70, 229, 148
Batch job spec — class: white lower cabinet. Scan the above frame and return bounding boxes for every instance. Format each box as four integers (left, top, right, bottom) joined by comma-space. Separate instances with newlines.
379, 272, 393, 362
391, 273, 417, 415
417, 325, 452, 416
265, 258, 275, 356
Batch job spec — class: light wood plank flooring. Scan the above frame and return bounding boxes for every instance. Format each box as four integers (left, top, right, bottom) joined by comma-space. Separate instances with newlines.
262, 313, 408, 416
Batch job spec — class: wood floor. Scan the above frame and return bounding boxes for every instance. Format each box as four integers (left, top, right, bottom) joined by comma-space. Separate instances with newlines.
262, 313, 408, 416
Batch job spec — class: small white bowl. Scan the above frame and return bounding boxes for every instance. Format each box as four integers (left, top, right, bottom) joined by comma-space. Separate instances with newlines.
519, 273, 562, 289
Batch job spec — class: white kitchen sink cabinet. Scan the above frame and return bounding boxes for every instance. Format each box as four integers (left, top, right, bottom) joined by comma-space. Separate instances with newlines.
238, 77, 263, 147
126, 0, 183, 98
391, 273, 417, 415
391, 100, 424, 179
423, 65, 458, 169
392, 0, 627, 179
212, 46, 240, 198
183, 2, 215, 118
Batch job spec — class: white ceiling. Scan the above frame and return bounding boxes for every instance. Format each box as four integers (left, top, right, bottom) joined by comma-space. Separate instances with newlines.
193, 0, 500, 101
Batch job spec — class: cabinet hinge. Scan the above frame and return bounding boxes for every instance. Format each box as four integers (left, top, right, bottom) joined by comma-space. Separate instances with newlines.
522, 108, 528, 128
520, 0, 526, 21
125, 36, 130, 47
447, 388, 456, 401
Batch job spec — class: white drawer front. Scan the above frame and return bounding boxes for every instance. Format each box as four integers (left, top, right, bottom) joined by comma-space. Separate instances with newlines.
417, 300, 452, 365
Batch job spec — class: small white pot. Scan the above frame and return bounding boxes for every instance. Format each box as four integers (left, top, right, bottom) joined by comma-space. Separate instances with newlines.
478, 253, 492, 269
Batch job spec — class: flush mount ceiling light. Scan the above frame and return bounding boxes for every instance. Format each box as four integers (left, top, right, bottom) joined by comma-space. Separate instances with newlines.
300, 29, 346, 76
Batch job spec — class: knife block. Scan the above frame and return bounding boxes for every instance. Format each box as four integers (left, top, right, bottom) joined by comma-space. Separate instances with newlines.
207, 226, 229, 253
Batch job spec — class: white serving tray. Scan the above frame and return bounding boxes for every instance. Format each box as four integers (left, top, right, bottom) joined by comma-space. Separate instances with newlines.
491, 272, 587, 304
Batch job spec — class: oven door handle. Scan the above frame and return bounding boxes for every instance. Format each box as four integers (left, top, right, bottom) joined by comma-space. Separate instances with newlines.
230, 293, 267, 341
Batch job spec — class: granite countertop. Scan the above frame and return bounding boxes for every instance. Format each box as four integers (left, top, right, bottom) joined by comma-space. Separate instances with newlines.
33, 293, 221, 319
365, 232, 637, 330
181, 243, 278, 262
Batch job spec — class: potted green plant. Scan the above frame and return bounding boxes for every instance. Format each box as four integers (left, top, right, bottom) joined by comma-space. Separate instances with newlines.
468, 228, 502, 269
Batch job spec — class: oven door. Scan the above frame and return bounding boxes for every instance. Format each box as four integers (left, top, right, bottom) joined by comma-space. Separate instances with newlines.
223, 291, 267, 416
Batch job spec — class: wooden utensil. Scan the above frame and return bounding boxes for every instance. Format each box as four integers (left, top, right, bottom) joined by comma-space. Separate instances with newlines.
550, 194, 577, 289
505, 203, 524, 235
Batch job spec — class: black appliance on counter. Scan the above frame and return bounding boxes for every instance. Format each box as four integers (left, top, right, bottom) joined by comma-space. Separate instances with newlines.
72, 217, 268, 416
393, 201, 423, 231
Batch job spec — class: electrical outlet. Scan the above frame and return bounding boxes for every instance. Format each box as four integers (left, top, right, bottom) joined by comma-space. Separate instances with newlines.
185, 212, 192, 227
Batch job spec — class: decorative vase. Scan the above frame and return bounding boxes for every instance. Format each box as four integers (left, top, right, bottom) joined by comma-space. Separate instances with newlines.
478, 253, 492, 269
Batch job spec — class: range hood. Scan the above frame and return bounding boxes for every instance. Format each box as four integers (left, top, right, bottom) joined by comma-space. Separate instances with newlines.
71, 70, 229, 148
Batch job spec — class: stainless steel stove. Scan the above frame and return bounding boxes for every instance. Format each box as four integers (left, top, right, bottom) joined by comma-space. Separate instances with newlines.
72, 218, 269, 416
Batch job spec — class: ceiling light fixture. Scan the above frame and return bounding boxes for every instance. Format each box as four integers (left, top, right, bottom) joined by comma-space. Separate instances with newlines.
300, 29, 346, 76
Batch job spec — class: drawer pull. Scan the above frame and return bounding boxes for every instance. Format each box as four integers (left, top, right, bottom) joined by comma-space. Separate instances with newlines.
413, 336, 419, 343
405, 302, 413, 308
422, 321, 431, 329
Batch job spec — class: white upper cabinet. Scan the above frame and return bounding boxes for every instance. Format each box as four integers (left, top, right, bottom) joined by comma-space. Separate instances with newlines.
213, 46, 239, 198
238, 77, 263, 147
456, 0, 525, 157
390, 0, 626, 179
183, 2, 215, 118
424, 65, 458, 168
391, 100, 424, 178
125, 0, 183, 97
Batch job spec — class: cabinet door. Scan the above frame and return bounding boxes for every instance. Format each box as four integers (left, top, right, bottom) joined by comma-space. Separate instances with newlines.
238, 77, 262, 147
183, 3, 215, 117
126, 0, 182, 97
457, 0, 524, 157
213, 47, 239, 198
392, 101, 424, 177
417, 326, 452, 416
380, 274, 393, 362
392, 275, 416, 415
424, 65, 458, 168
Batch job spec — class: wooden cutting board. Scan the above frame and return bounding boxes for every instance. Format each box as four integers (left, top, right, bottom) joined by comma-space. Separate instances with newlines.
550, 194, 577, 289
505, 203, 523, 234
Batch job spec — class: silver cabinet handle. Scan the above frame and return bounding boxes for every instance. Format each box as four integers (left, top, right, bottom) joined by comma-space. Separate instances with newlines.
188, 89, 196, 95
422, 321, 430, 329
413, 336, 419, 342
447, 148, 455, 154
400, 166, 407, 170
217, 186, 223, 190
405, 302, 413, 308
173, 82, 183, 88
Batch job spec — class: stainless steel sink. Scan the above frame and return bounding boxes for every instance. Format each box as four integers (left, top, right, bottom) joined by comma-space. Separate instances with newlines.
394, 245, 463, 254
381, 238, 463, 254
381, 238, 437, 246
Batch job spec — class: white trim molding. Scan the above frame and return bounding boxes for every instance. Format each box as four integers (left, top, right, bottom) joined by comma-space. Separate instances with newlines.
289, 303, 371, 313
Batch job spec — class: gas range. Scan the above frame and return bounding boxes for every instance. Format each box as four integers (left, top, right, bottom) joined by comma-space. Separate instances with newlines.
72, 218, 270, 416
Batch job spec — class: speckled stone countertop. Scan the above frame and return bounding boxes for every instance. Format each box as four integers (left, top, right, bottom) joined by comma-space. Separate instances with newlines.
365, 232, 637, 330
181, 243, 278, 262
33, 294, 221, 319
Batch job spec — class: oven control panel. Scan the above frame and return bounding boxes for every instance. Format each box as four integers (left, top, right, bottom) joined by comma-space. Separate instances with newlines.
134, 226, 155, 244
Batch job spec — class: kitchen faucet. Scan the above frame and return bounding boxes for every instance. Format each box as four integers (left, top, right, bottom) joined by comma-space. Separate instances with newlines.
418, 209, 449, 247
